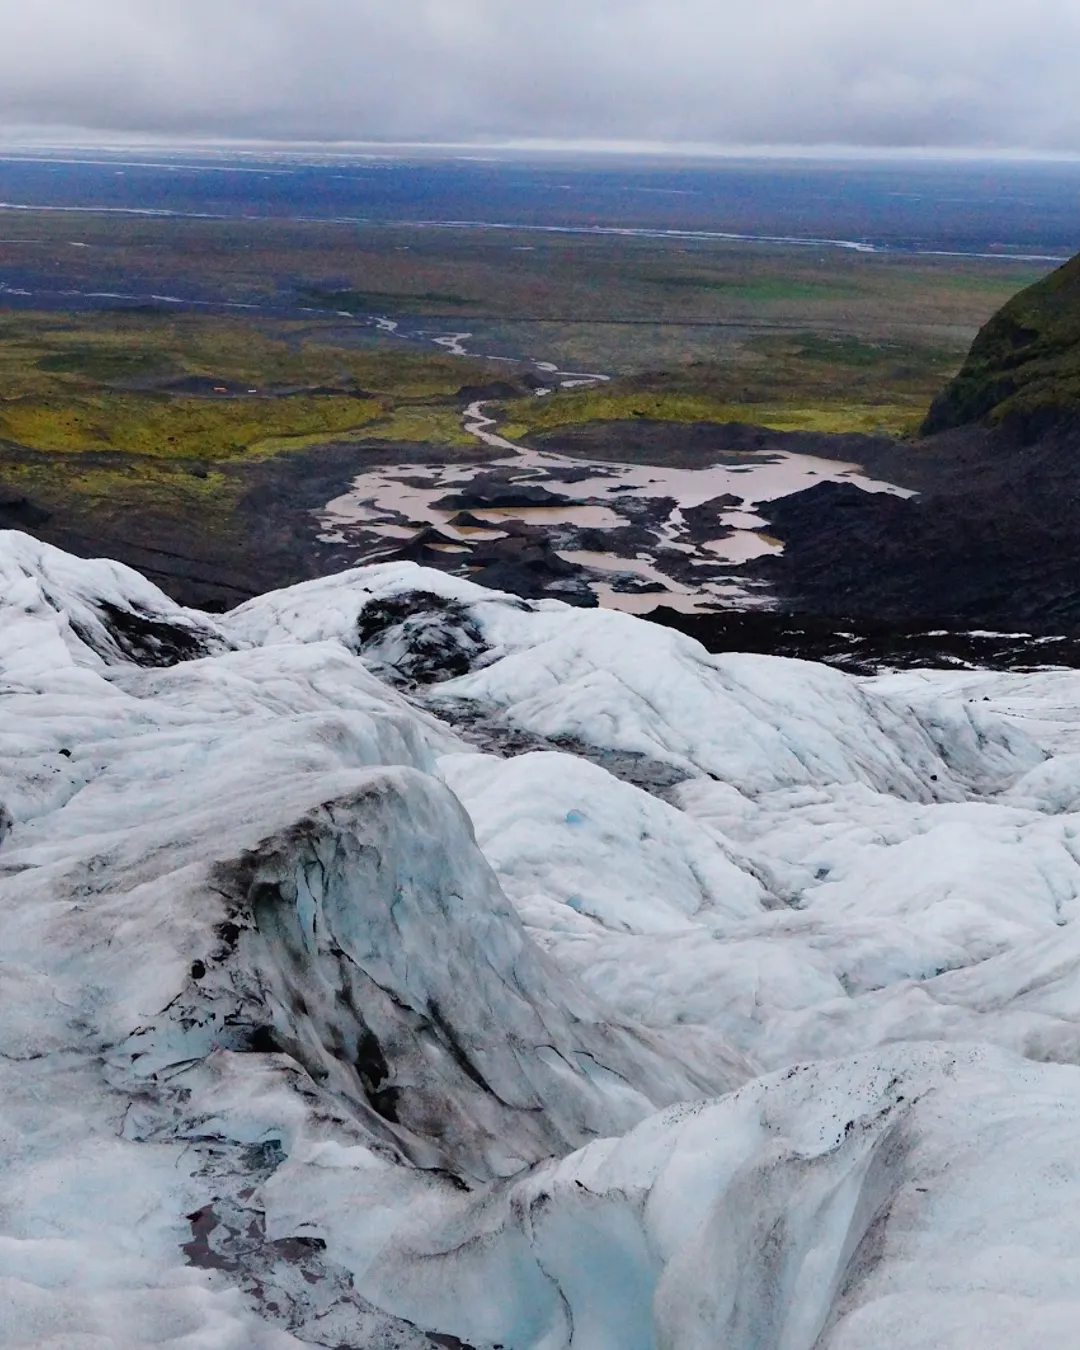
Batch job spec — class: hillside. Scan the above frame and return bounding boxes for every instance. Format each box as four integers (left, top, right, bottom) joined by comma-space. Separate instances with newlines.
924, 251, 1080, 436
703, 249, 1080, 638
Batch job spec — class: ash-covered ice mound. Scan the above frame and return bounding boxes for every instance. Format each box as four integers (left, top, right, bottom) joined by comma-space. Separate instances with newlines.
5, 530, 1080, 1348
0, 530, 234, 668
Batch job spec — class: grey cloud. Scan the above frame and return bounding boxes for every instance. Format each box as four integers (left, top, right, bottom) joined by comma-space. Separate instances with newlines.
1, 0, 1079, 150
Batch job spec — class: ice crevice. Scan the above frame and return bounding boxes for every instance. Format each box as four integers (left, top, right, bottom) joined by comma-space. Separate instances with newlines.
6, 531, 1080, 1347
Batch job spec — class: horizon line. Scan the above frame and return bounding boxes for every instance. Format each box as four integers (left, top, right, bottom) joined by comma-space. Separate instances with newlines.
1, 131, 1080, 164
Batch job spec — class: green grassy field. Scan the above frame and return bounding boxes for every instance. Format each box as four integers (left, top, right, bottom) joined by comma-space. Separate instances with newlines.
496, 332, 960, 439
0, 309, 489, 459
0, 209, 1056, 563
0, 305, 497, 541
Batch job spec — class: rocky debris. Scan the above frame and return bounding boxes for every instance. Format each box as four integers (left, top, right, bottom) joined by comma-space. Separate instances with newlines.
85, 599, 232, 667
0, 493, 51, 529
356, 590, 490, 682
752, 432, 1080, 633
465, 537, 599, 605
432, 479, 584, 512
679, 493, 744, 535
525, 417, 895, 468
455, 380, 523, 401
649, 604, 1080, 674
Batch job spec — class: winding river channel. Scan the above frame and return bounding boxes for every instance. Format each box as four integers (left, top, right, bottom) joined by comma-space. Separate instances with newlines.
319, 322, 912, 614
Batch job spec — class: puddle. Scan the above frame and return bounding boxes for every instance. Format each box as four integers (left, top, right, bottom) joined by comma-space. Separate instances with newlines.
704, 533, 784, 564
470, 504, 624, 528
318, 435, 912, 614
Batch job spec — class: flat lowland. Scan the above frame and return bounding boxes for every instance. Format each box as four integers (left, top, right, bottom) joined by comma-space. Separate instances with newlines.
0, 208, 1053, 605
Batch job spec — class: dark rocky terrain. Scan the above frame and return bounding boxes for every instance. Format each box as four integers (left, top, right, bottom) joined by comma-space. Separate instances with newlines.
0, 436, 502, 612
741, 254, 1080, 641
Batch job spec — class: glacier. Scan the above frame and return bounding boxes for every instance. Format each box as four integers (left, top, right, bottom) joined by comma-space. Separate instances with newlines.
4, 527, 1080, 1347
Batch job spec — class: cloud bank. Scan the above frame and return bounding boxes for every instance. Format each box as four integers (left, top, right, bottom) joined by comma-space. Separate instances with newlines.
2, 0, 1079, 151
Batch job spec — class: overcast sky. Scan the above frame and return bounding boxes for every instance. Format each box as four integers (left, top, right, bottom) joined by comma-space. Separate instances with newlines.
2, 0, 1079, 152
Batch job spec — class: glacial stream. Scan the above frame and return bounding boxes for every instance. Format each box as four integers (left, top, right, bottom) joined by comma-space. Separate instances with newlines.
320, 328, 912, 614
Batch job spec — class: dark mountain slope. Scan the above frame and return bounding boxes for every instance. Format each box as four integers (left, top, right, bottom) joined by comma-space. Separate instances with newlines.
924, 252, 1080, 438
734, 255, 1080, 640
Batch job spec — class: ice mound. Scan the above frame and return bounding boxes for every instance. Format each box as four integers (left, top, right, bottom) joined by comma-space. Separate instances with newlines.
227, 560, 1042, 798
166, 769, 731, 1182
0, 530, 233, 668
5, 529, 1080, 1347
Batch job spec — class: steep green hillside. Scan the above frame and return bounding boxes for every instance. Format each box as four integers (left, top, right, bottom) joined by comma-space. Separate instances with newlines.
923, 252, 1080, 436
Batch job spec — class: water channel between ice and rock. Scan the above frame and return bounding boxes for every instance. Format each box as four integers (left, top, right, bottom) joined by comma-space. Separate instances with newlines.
5, 528, 1080, 1349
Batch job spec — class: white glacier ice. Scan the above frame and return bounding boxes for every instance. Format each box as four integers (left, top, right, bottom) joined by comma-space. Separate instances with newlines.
5, 531, 1080, 1347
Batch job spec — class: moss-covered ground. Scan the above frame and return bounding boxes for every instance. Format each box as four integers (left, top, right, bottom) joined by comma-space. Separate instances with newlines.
0, 209, 1056, 599
496, 333, 962, 440
0, 309, 495, 516
924, 253, 1080, 434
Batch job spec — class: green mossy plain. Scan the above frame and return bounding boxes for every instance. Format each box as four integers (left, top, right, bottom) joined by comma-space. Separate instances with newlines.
0, 209, 1056, 550
497, 334, 961, 440
0, 393, 384, 459
0, 311, 489, 460
0, 308, 499, 533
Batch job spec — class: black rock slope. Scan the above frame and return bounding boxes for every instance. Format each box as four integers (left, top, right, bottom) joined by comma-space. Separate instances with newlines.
741, 254, 1080, 638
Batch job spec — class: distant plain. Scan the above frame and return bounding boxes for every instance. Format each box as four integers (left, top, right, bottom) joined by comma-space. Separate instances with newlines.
0, 151, 1076, 603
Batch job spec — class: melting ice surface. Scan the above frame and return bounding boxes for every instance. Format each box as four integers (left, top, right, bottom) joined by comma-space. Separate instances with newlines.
7, 529, 1080, 1348
318, 436, 912, 612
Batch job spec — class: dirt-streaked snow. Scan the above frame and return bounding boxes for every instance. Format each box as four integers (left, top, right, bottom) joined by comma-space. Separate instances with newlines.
4, 532, 1080, 1348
